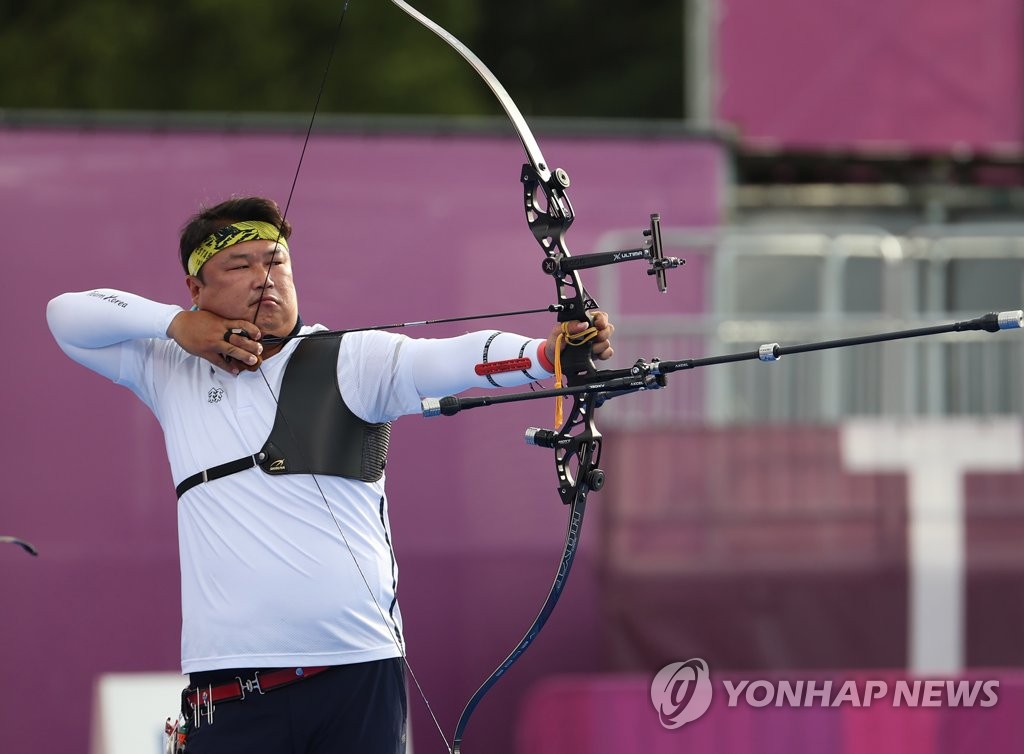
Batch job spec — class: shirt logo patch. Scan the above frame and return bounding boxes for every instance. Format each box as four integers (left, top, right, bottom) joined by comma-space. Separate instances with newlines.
207, 387, 225, 404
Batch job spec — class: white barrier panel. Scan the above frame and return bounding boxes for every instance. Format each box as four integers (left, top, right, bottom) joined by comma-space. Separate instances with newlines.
841, 418, 1023, 674
90, 672, 187, 754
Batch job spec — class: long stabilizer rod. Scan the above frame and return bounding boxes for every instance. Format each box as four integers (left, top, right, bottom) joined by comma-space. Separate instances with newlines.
421, 310, 1024, 417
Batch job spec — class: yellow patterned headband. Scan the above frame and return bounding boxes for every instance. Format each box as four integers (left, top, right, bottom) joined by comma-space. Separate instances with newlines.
188, 221, 289, 276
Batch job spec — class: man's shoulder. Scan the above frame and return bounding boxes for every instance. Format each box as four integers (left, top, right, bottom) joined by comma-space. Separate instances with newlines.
323, 327, 407, 346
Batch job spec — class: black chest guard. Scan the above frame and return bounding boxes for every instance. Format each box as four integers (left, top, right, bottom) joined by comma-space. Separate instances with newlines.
259, 335, 392, 482
175, 335, 392, 499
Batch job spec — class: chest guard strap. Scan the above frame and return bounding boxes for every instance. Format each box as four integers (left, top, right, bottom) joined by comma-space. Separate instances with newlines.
259, 335, 391, 482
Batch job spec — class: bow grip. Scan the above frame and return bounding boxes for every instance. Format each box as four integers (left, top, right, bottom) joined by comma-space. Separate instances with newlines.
556, 317, 599, 387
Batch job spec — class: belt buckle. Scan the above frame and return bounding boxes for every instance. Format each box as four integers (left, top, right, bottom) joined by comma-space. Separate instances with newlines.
235, 670, 265, 701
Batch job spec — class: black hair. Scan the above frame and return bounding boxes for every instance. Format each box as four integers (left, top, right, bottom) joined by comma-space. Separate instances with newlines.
178, 197, 291, 277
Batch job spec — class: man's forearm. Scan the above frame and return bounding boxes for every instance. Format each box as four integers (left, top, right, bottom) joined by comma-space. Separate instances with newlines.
47, 289, 182, 348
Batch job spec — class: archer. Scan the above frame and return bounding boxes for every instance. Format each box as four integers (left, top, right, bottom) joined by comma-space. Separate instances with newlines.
47, 195, 614, 753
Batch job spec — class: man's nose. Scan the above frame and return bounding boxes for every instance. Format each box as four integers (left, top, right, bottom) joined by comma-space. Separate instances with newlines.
256, 266, 276, 287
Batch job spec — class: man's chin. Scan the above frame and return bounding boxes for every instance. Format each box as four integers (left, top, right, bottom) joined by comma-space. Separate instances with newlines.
256, 314, 298, 339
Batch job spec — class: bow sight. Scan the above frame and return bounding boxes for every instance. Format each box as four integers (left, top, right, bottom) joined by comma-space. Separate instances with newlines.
539, 212, 682, 294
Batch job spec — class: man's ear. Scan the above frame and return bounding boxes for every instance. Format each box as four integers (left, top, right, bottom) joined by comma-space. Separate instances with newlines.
185, 275, 202, 309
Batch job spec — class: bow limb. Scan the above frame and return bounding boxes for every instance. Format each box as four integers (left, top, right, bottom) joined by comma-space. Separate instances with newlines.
0, 536, 38, 556
452, 392, 603, 753
451, 494, 587, 754
390, 0, 551, 182
390, 1, 604, 749
389, 0, 594, 313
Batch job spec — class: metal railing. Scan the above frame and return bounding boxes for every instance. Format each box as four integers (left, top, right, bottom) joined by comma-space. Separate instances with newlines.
591, 223, 1024, 426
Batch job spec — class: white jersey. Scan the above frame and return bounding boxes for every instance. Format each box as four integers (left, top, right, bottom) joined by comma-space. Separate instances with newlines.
47, 289, 552, 673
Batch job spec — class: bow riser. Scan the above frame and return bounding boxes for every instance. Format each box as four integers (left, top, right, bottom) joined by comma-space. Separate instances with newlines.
522, 164, 597, 324
552, 400, 605, 506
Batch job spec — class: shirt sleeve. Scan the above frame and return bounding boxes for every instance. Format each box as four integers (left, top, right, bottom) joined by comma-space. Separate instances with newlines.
46, 289, 184, 410
338, 330, 554, 423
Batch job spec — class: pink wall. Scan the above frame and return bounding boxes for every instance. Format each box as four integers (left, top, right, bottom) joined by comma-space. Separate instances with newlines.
717, 0, 1024, 153
0, 124, 724, 753
518, 671, 1024, 754
602, 426, 1024, 674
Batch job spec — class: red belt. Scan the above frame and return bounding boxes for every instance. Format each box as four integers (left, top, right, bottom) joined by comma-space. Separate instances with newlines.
184, 666, 331, 716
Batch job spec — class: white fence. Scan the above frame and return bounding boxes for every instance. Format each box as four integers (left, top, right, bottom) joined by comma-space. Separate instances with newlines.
592, 223, 1024, 426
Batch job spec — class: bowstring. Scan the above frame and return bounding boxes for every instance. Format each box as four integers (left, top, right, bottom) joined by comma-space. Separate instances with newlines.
249, 1, 450, 749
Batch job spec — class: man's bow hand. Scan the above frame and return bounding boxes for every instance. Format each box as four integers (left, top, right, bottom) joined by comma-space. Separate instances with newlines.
543, 310, 615, 368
